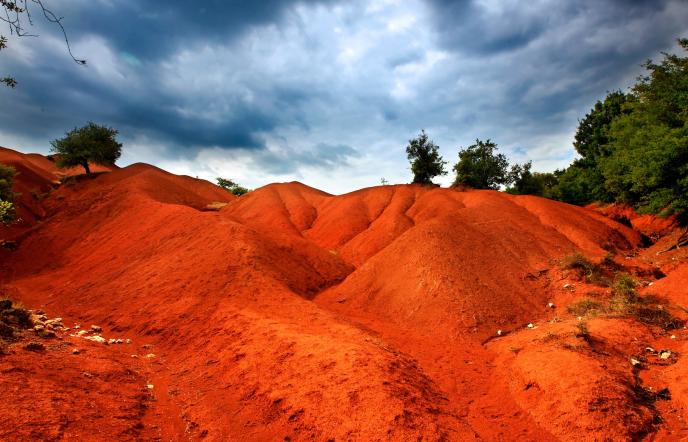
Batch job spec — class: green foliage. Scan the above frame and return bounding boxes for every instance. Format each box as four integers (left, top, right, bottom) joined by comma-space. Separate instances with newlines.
506, 161, 560, 197
50, 122, 122, 176
0, 163, 15, 224
0, 35, 16, 88
552, 39, 688, 220
406, 130, 447, 185
0, 200, 15, 225
453, 139, 508, 189
216, 177, 250, 196
0, 163, 14, 201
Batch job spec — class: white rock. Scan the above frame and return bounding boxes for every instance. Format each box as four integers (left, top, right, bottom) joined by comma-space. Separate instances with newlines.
547, 302, 555, 309
115, 339, 124, 344
77, 330, 89, 336
145, 353, 156, 358
90, 325, 102, 333
72, 348, 80, 355
74, 324, 81, 329
146, 384, 154, 390
85, 335, 106, 344
125, 339, 132, 344
660, 351, 672, 360
648, 282, 654, 286
497, 329, 502, 336
630, 358, 641, 366
108, 338, 116, 345
563, 283, 572, 289
527, 323, 535, 329
645, 347, 655, 353
670, 335, 676, 339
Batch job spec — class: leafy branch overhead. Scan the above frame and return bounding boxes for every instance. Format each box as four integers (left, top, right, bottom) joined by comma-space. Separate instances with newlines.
1, 0, 85, 87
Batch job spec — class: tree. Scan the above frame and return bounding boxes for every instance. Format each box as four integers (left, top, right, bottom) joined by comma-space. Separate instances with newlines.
1, 0, 85, 87
0, 163, 16, 224
406, 130, 447, 185
216, 177, 250, 196
551, 38, 688, 220
453, 139, 509, 189
50, 122, 122, 176
506, 161, 560, 197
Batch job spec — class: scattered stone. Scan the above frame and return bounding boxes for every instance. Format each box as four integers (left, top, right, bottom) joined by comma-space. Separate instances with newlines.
660, 350, 672, 360
39, 330, 56, 338
74, 324, 81, 329
671, 335, 676, 340
115, 338, 124, 344
33, 324, 45, 332
648, 282, 654, 286
90, 325, 102, 333
563, 283, 573, 289
84, 335, 106, 344
82, 372, 93, 378
77, 330, 89, 336
72, 348, 80, 355
145, 353, 156, 358
34, 309, 45, 315
646, 347, 655, 353
125, 339, 132, 344
131, 355, 139, 358
547, 302, 555, 309
108, 338, 117, 345
23, 341, 45, 352
630, 358, 642, 366
497, 329, 503, 336
527, 323, 535, 329
146, 384, 154, 390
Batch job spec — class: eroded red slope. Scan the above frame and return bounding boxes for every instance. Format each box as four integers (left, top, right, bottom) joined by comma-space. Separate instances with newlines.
2, 147, 686, 441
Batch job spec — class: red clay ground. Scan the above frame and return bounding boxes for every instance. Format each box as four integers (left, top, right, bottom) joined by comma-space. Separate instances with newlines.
1, 146, 687, 441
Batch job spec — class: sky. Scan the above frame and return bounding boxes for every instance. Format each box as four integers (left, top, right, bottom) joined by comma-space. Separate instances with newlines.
1, 0, 687, 194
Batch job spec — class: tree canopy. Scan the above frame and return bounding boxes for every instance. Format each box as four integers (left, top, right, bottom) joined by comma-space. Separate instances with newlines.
406, 130, 447, 185
551, 38, 688, 220
453, 139, 509, 189
50, 122, 122, 176
216, 177, 250, 196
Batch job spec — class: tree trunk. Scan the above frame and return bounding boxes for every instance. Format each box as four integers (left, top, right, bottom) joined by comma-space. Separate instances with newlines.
82, 161, 91, 176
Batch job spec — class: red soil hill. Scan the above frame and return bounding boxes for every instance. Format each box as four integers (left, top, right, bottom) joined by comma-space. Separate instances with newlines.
1, 147, 687, 441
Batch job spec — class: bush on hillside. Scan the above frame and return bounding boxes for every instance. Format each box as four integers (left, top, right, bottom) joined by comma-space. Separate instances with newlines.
0, 163, 16, 225
50, 122, 122, 176
216, 177, 250, 196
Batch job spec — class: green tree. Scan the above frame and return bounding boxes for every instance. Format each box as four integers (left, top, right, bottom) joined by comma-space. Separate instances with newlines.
506, 161, 560, 197
453, 139, 509, 189
406, 130, 447, 185
216, 177, 250, 196
50, 122, 122, 176
0, 163, 16, 224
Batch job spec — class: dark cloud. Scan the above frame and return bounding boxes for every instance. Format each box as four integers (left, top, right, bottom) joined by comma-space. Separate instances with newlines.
1, 0, 687, 192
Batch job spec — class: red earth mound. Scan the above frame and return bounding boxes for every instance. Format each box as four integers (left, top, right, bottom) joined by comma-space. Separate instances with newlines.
1, 146, 688, 440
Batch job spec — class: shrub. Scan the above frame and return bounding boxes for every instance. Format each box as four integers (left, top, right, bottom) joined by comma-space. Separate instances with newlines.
216, 177, 250, 196
568, 299, 603, 317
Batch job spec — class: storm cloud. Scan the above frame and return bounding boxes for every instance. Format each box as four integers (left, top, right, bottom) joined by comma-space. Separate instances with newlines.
1, 0, 687, 192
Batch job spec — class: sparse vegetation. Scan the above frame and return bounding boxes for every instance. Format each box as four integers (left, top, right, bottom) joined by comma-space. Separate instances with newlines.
568, 299, 603, 317
406, 130, 447, 185
562, 253, 609, 286
50, 122, 122, 176
216, 177, 250, 196
0, 163, 16, 224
